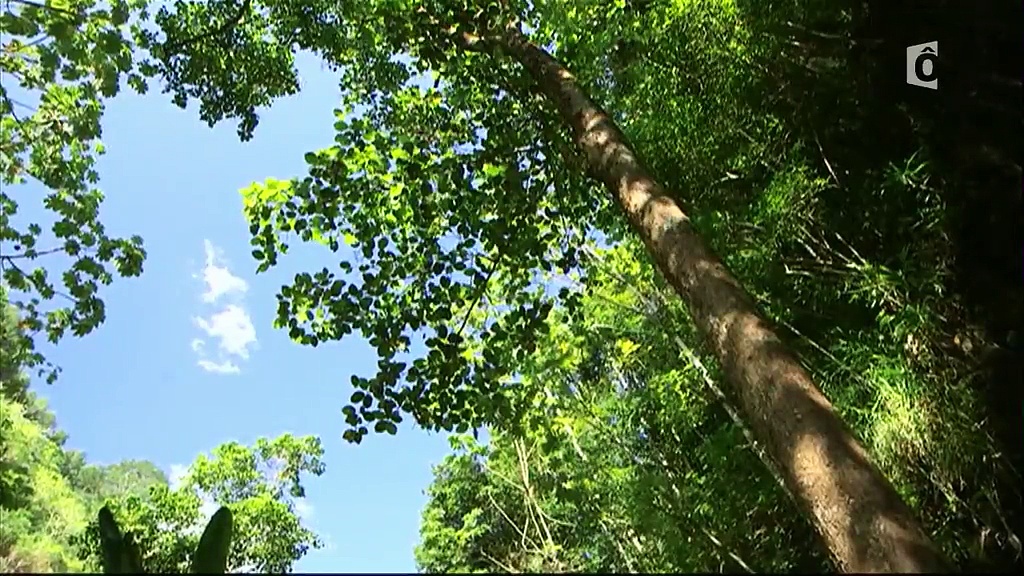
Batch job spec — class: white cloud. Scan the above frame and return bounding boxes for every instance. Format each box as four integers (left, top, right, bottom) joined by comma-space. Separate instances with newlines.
197, 358, 241, 374
200, 239, 249, 303
294, 498, 314, 521
195, 305, 257, 359
198, 499, 220, 524
191, 240, 258, 374
319, 532, 336, 553
168, 464, 189, 490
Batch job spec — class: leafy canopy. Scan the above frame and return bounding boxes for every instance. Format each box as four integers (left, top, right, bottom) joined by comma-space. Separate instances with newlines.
1, 0, 152, 382
153, 0, 618, 441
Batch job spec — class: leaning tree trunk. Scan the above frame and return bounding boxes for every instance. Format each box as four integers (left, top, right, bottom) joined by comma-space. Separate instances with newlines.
496, 27, 949, 574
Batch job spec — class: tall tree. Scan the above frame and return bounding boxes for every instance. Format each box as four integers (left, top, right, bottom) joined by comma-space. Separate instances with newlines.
71, 435, 325, 573
148, 0, 947, 570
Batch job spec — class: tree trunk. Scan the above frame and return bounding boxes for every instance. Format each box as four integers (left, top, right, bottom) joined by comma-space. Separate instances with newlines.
498, 27, 950, 574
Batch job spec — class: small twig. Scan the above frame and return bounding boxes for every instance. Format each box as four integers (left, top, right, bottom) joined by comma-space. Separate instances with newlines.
482, 550, 520, 573
1, 247, 67, 259
700, 526, 755, 573
486, 491, 533, 549
0, 255, 79, 305
813, 128, 841, 186
454, 247, 503, 339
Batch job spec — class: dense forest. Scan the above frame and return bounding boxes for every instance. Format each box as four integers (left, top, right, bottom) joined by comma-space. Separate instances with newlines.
1, 0, 1020, 573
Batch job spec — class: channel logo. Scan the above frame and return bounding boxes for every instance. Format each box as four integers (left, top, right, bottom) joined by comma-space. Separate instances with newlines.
906, 41, 938, 90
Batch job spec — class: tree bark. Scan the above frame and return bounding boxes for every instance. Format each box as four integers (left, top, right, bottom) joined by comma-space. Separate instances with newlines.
498, 27, 950, 574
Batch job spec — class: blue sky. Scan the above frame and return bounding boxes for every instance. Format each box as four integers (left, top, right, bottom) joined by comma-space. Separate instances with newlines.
24, 53, 454, 572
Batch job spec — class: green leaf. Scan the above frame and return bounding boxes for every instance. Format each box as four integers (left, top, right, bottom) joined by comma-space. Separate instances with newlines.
97, 506, 144, 573
97, 506, 125, 573
191, 506, 234, 574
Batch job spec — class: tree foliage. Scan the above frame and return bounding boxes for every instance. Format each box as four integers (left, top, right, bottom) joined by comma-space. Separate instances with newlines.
1, 0, 151, 382
72, 434, 325, 573
151, 0, 606, 442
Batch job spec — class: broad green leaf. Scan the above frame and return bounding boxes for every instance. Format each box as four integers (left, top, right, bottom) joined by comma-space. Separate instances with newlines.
191, 507, 233, 574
